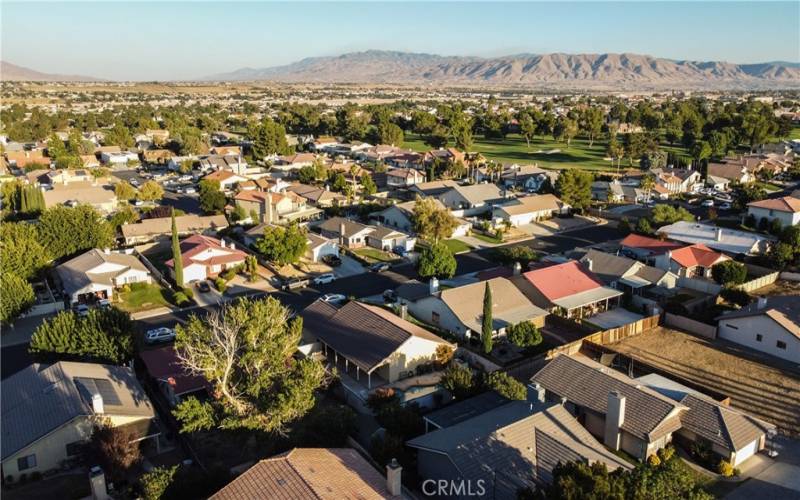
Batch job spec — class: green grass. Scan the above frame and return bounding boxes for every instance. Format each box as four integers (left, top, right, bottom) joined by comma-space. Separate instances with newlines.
789, 125, 800, 141
755, 181, 782, 192
404, 133, 639, 172
353, 247, 396, 263
116, 282, 172, 312
442, 239, 474, 253
472, 232, 504, 244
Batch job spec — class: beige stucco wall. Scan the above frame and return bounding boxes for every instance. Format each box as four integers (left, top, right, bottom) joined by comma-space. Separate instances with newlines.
383, 336, 448, 383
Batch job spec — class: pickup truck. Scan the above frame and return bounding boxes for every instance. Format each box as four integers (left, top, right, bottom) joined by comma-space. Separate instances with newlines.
282, 277, 310, 291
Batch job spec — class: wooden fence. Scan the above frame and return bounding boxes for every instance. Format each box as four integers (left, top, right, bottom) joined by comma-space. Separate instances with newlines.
664, 313, 717, 339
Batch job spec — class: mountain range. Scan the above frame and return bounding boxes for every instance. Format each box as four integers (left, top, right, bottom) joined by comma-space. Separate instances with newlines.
204, 50, 800, 89
0, 61, 102, 82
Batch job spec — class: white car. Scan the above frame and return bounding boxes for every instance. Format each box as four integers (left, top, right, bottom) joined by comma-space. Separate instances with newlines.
320, 293, 346, 304
145, 327, 176, 345
701, 199, 715, 207
130, 179, 140, 187
183, 187, 196, 194
313, 273, 336, 285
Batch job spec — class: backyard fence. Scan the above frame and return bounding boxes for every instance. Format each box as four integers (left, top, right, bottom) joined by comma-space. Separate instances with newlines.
664, 312, 717, 340
134, 249, 173, 291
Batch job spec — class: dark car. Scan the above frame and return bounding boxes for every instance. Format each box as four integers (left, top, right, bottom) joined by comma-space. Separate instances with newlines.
322, 254, 342, 267
370, 262, 390, 273
197, 281, 211, 293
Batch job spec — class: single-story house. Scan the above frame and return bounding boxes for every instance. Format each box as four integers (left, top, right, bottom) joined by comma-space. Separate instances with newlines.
100, 151, 139, 165
653, 243, 730, 279
199, 154, 249, 176
707, 162, 755, 184
121, 214, 228, 245
318, 217, 374, 249
166, 234, 248, 286
437, 183, 508, 216
618, 234, 684, 265
370, 200, 471, 238
404, 277, 548, 339
492, 194, 570, 227
306, 233, 339, 263
747, 196, 800, 227
1, 361, 158, 481
367, 226, 415, 252
579, 249, 677, 295
139, 346, 210, 407
716, 296, 799, 363
514, 261, 623, 320
407, 400, 631, 497
234, 190, 321, 225
531, 354, 687, 461
500, 164, 555, 192
301, 300, 453, 388
273, 152, 316, 171
657, 221, 774, 256
386, 167, 425, 188
203, 170, 248, 192
210, 448, 402, 499
286, 183, 348, 207
141, 149, 175, 166
408, 180, 460, 198
55, 248, 152, 304
43, 182, 118, 214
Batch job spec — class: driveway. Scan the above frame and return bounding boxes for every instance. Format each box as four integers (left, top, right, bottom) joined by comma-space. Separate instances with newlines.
333, 255, 366, 278
725, 461, 800, 499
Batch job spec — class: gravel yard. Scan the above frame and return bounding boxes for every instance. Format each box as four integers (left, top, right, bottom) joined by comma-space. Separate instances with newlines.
606, 327, 800, 436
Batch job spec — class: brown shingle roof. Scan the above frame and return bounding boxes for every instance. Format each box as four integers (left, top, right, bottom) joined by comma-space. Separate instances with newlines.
679, 394, 775, 453
211, 448, 397, 500
747, 196, 800, 213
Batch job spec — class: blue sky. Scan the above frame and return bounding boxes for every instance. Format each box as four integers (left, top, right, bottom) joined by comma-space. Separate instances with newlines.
2, 1, 798, 81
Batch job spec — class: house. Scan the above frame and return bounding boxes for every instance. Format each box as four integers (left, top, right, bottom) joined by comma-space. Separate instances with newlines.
286, 183, 347, 207
370, 200, 471, 237
203, 169, 248, 192
636, 373, 776, 467
367, 226, 415, 252
301, 300, 453, 388
514, 261, 623, 320
531, 354, 687, 460
5, 149, 48, 168
651, 168, 702, 194
199, 154, 249, 176
120, 214, 228, 245
234, 190, 321, 225
309, 136, 340, 152
145, 129, 170, 144
44, 169, 93, 186
273, 152, 316, 172
706, 162, 755, 184
318, 217, 374, 248
501, 164, 554, 192
408, 179, 460, 198
706, 175, 731, 191
404, 277, 548, 339
211, 448, 403, 500
407, 400, 631, 497
619, 234, 684, 265
492, 194, 570, 227
716, 296, 799, 363
43, 182, 118, 214
55, 248, 152, 304
579, 249, 677, 296
80, 155, 100, 169
747, 196, 800, 227
139, 346, 210, 407
141, 149, 174, 166
100, 151, 139, 165
210, 145, 241, 156
166, 234, 248, 286
306, 233, 339, 263
386, 167, 425, 188
592, 181, 626, 203
423, 148, 465, 166
1, 361, 158, 481
656, 221, 774, 255
654, 243, 730, 279
437, 184, 507, 216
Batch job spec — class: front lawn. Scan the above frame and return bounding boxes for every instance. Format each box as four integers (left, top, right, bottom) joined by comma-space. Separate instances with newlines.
353, 247, 397, 263
755, 181, 783, 192
472, 232, 504, 244
116, 282, 172, 312
443, 239, 474, 254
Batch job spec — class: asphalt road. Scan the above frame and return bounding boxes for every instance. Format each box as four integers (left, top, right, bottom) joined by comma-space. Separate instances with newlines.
112, 168, 202, 214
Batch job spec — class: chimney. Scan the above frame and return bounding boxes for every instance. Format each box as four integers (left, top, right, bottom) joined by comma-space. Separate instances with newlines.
386, 458, 402, 497
92, 393, 104, 414
528, 383, 546, 403
585, 258, 593, 272
103, 248, 110, 255
399, 304, 408, 319
89, 466, 109, 500
757, 296, 768, 309
229, 242, 235, 250
604, 391, 626, 451
220, 239, 226, 248
715, 228, 723, 242
339, 221, 346, 246
513, 262, 522, 276
429, 277, 439, 294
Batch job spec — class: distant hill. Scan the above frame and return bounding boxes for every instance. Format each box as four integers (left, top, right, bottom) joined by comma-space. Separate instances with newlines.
204, 50, 800, 89
1, 61, 102, 82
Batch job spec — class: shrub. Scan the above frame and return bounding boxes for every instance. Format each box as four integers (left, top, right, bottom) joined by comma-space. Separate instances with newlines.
720, 287, 751, 307
214, 277, 227, 293
768, 218, 783, 235
492, 246, 539, 266
743, 213, 757, 228
181, 286, 194, 299
173, 292, 189, 306
711, 261, 747, 285
220, 268, 237, 281
717, 460, 734, 477
120, 284, 131, 293
486, 371, 526, 400
657, 446, 675, 462
130, 282, 148, 292
507, 321, 543, 348
647, 454, 661, 467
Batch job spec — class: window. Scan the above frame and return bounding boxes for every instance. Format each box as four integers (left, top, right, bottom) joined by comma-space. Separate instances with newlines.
725, 324, 739, 330
756, 334, 763, 342
431, 311, 440, 325
66, 441, 84, 457
17, 454, 36, 471
777, 341, 787, 350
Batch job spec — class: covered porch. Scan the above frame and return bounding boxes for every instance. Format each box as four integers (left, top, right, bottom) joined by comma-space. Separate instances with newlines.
553, 287, 624, 320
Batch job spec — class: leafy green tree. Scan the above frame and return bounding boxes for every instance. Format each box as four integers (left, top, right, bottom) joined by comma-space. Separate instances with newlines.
140, 465, 178, 500
0, 273, 35, 324
245, 255, 259, 282
650, 205, 694, 226
90, 419, 142, 483
492, 245, 538, 266
297, 165, 316, 184
440, 364, 476, 400
555, 170, 593, 211
115, 181, 137, 201
172, 297, 326, 433
249, 117, 291, 158
507, 321, 542, 348
171, 210, 184, 286
0, 222, 51, 279
110, 205, 139, 230
374, 122, 404, 146
137, 180, 164, 201
486, 371, 526, 400
292, 404, 357, 448
418, 241, 457, 279
732, 182, 767, 210
635, 218, 653, 235
360, 173, 377, 196
38, 205, 115, 260
554, 116, 579, 146
482, 282, 493, 354
711, 261, 747, 285
581, 107, 604, 147
29, 307, 135, 364
770, 242, 796, 269
412, 197, 457, 242
255, 224, 307, 265
198, 180, 226, 214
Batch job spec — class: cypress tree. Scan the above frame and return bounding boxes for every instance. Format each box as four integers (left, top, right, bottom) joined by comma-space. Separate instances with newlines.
481, 281, 493, 354
171, 209, 184, 286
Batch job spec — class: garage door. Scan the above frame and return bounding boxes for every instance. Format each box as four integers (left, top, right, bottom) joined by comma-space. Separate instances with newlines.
734, 439, 759, 466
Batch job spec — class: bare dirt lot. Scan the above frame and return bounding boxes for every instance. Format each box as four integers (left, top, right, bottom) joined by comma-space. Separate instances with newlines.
606, 327, 800, 436
753, 279, 800, 297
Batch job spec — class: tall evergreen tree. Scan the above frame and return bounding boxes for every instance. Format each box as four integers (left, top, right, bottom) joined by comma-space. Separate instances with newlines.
171, 209, 184, 286
481, 282, 493, 354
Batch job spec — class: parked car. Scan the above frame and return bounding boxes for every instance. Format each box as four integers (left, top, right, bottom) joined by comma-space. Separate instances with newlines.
701, 199, 715, 207
196, 281, 211, 293
370, 262, 390, 273
393, 246, 408, 257
322, 254, 342, 267
383, 289, 397, 302
98, 299, 112, 309
145, 327, 176, 345
130, 179, 140, 187
719, 202, 733, 210
73, 304, 90, 317
321, 293, 346, 304
282, 277, 310, 291
183, 187, 196, 194
313, 273, 336, 285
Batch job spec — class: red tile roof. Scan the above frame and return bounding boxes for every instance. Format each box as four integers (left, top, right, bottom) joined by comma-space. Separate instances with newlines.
620, 234, 684, 254
522, 260, 604, 301
165, 234, 247, 269
747, 196, 800, 213
669, 244, 729, 269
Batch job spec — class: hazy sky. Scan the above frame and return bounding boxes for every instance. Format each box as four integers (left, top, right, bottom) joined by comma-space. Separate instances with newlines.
2, 1, 798, 81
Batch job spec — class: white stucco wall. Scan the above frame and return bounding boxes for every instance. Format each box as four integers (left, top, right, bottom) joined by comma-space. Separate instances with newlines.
718, 315, 799, 363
